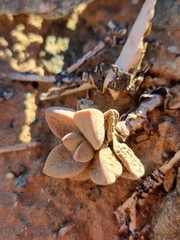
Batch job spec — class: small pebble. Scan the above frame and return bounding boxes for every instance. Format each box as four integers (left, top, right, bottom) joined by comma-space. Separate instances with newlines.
0, 88, 6, 102
15, 175, 26, 188
163, 115, 175, 123
4, 90, 14, 99
171, 63, 177, 69
95, 186, 102, 196
10, 191, 24, 199
41, 188, 45, 193
163, 152, 169, 159
14, 201, 19, 207
167, 45, 177, 53
75, 203, 81, 212
6, 172, 15, 180
150, 57, 156, 62
131, 0, 139, 4
0, 88, 14, 102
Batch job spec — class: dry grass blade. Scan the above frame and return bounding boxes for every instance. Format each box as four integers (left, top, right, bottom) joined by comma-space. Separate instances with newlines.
0, 72, 54, 83
0, 142, 41, 154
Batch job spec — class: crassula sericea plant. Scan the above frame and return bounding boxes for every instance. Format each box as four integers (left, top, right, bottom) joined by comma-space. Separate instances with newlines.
43, 107, 145, 185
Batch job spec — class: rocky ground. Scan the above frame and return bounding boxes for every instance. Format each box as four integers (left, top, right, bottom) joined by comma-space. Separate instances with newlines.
0, 0, 180, 239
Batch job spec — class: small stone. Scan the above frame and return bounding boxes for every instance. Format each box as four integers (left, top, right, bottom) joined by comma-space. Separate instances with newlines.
15, 175, 26, 188
150, 57, 156, 62
131, 0, 139, 4
0, 88, 6, 102
4, 90, 14, 99
59, 222, 75, 237
171, 63, 177, 69
163, 115, 175, 123
162, 152, 169, 159
95, 186, 102, 196
10, 192, 24, 199
167, 45, 177, 53
75, 203, 81, 212
6, 172, 15, 180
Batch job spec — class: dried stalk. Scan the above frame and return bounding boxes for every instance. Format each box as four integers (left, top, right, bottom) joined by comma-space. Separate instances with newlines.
39, 77, 96, 101
160, 150, 180, 175
0, 72, 54, 83
66, 21, 126, 74
114, 150, 180, 239
104, 0, 157, 100
0, 142, 41, 154
115, 93, 164, 140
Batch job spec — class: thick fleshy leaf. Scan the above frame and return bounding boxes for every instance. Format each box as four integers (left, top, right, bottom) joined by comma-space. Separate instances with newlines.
90, 144, 122, 185
71, 163, 91, 181
43, 144, 89, 178
45, 107, 79, 139
62, 132, 85, 152
113, 137, 145, 179
74, 108, 105, 150
73, 140, 94, 162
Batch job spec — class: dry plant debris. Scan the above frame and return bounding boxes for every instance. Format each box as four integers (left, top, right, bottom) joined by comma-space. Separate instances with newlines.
115, 91, 165, 140
0, 1, 157, 103
114, 151, 180, 240
0, 142, 41, 154
39, 0, 157, 101
43, 107, 144, 185
104, 0, 157, 99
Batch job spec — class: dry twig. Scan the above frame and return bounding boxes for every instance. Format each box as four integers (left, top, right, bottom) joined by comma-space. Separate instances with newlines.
0, 72, 54, 83
115, 93, 164, 141
0, 142, 41, 154
104, 0, 157, 99
114, 150, 180, 239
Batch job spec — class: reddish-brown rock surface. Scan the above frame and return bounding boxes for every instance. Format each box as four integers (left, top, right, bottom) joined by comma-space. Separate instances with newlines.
0, 0, 180, 239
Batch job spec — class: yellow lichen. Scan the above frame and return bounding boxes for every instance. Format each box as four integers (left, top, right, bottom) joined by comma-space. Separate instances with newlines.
44, 35, 69, 55
27, 33, 43, 44
66, 3, 88, 30
27, 15, 43, 29
10, 58, 44, 75
41, 54, 64, 74
0, 37, 8, 47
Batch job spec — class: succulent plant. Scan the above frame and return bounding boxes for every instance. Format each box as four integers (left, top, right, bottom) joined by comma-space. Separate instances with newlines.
43, 107, 145, 185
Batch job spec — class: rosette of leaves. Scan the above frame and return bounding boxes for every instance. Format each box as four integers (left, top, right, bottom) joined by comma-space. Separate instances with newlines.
43, 107, 145, 185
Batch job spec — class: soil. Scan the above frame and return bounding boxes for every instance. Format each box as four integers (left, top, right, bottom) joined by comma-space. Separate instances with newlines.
0, 0, 180, 240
